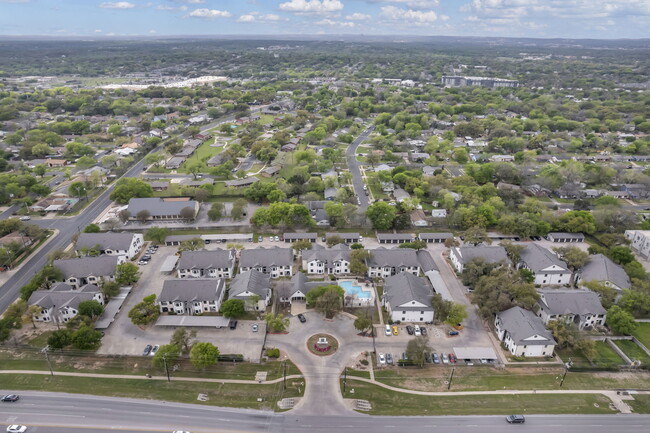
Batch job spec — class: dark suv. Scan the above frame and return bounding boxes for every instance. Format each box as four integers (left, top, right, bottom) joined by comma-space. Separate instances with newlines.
229, 320, 238, 330
297, 314, 306, 323
406, 325, 414, 335
506, 415, 525, 424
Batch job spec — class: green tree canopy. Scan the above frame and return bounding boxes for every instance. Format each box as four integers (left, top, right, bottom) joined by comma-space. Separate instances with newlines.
220, 299, 245, 318
190, 342, 220, 369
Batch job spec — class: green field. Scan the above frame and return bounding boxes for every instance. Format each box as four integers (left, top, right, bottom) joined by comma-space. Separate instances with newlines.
557, 341, 624, 368
343, 380, 616, 415
178, 140, 226, 174
0, 373, 302, 411
628, 394, 650, 413
614, 340, 650, 364
632, 323, 650, 349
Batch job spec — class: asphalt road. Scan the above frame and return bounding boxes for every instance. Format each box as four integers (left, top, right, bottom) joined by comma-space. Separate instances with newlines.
1, 391, 648, 433
346, 125, 374, 211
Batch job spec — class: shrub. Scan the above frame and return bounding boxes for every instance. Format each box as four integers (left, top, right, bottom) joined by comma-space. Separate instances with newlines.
266, 348, 280, 358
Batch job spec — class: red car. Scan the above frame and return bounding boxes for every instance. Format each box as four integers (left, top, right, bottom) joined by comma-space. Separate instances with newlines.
448, 353, 457, 363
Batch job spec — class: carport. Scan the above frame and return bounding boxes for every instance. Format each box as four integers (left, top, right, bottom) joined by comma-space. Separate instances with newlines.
159, 255, 178, 274
453, 346, 498, 361
95, 287, 132, 330
425, 270, 454, 302
155, 316, 232, 328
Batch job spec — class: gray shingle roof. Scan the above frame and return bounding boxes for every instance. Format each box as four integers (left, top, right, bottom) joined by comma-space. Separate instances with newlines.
28, 287, 101, 310
177, 249, 234, 270
76, 232, 136, 252
416, 250, 438, 272
127, 198, 198, 218
53, 256, 120, 279
520, 244, 568, 273
303, 244, 350, 265
377, 233, 413, 241
159, 279, 224, 303
239, 247, 293, 268
579, 254, 631, 290
288, 271, 327, 297
538, 289, 606, 316
452, 245, 509, 265
384, 272, 433, 310
229, 269, 271, 299
497, 306, 555, 346
283, 232, 318, 240
368, 247, 420, 268
418, 232, 453, 240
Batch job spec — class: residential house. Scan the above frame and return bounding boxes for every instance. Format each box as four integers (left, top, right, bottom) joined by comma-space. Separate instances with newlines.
449, 245, 510, 273
279, 272, 324, 304
393, 188, 411, 202
576, 254, 631, 293
537, 289, 607, 329
410, 210, 428, 227
625, 230, 650, 259
490, 155, 515, 162
53, 255, 123, 289
75, 232, 144, 260
547, 232, 585, 243
165, 156, 186, 169
176, 249, 236, 279
260, 166, 281, 178
228, 269, 272, 311
0, 232, 33, 249
367, 247, 421, 278
149, 181, 169, 191
126, 197, 199, 221
383, 272, 434, 323
418, 232, 453, 244
518, 244, 571, 286
29, 194, 78, 213
206, 153, 226, 167
374, 164, 392, 172
283, 233, 317, 243
324, 187, 337, 201
431, 209, 447, 218
158, 279, 225, 315
239, 247, 294, 278
46, 159, 67, 168
495, 306, 556, 357
377, 233, 413, 244
302, 244, 351, 275
27, 282, 105, 323
225, 177, 259, 188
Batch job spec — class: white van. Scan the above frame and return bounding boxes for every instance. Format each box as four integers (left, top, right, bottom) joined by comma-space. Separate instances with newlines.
414, 325, 421, 336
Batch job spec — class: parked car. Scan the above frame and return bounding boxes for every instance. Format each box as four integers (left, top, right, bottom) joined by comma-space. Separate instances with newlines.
138, 260, 148, 265
392, 325, 399, 336
149, 345, 159, 356
258, 236, 263, 242
406, 325, 414, 335
449, 330, 459, 336
449, 353, 457, 363
414, 325, 421, 336
506, 415, 525, 424
420, 326, 427, 336
297, 314, 306, 323
252, 324, 258, 332
378, 353, 386, 365
432, 353, 440, 364
143, 345, 153, 356
1, 395, 19, 402
229, 320, 238, 330
424, 352, 432, 363
6, 426, 27, 433
442, 353, 449, 364
19, 216, 30, 221
274, 236, 279, 242
386, 353, 393, 365
385, 324, 391, 336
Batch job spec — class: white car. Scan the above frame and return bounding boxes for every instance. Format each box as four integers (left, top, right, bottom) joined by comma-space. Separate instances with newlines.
252, 324, 258, 332
378, 353, 386, 365
385, 324, 391, 336
19, 216, 30, 221
7, 426, 27, 433
149, 345, 159, 356
414, 325, 421, 336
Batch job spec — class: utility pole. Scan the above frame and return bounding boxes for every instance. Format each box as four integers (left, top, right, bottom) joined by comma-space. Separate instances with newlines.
283, 361, 287, 390
163, 355, 170, 382
448, 366, 455, 390
343, 367, 347, 393
371, 324, 376, 355
42, 345, 54, 376
560, 358, 572, 387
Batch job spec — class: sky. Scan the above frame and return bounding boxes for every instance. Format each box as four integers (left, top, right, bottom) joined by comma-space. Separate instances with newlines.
0, 0, 649, 39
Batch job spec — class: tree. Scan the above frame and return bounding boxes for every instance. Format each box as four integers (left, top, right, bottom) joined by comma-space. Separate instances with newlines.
152, 344, 181, 369
83, 223, 100, 233
231, 198, 248, 221
366, 202, 397, 230
463, 227, 491, 246
145, 226, 171, 245
292, 239, 312, 253
326, 235, 343, 247
118, 210, 131, 223
110, 178, 153, 204
208, 202, 224, 221
78, 300, 103, 319
144, 152, 166, 168
555, 211, 596, 234
306, 285, 344, 319
354, 315, 372, 334
101, 281, 120, 300
186, 161, 203, 180
472, 267, 539, 319
116, 262, 140, 286
444, 303, 468, 327
406, 336, 431, 367
460, 258, 499, 287
76, 156, 96, 169
608, 246, 635, 265
24, 304, 42, 329
500, 241, 524, 263
128, 295, 159, 327
582, 281, 617, 309
547, 320, 581, 349
71, 325, 103, 350
47, 329, 72, 349
179, 206, 197, 221
170, 328, 196, 354
350, 249, 371, 275
553, 246, 589, 272
265, 313, 290, 332
68, 181, 87, 200
179, 237, 204, 251
190, 342, 220, 369
221, 299, 245, 318
606, 305, 637, 335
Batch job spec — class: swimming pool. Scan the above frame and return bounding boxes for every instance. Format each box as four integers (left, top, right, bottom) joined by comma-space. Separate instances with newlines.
338, 280, 372, 299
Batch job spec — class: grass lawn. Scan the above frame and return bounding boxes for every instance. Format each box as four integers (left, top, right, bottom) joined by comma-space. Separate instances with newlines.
372, 366, 650, 391
632, 322, 650, 349
0, 373, 302, 412
628, 394, 650, 413
614, 340, 650, 364
178, 140, 225, 174
365, 173, 389, 200
557, 341, 624, 368
343, 380, 615, 415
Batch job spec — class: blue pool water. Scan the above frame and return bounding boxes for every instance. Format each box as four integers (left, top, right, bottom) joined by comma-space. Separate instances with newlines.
339, 280, 371, 299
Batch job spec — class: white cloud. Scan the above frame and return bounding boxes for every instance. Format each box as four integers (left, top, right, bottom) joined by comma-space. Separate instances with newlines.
345, 12, 371, 20
462, 0, 650, 20
187, 0, 205, 3
379, 5, 438, 24
94, 29, 103, 33
99, 1, 135, 8
188, 8, 232, 18
279, 0, 344, 16
237, 14, 256, 22
366, 0, 439, 8
315, 18, 356, 27
237, 12, 284, 23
